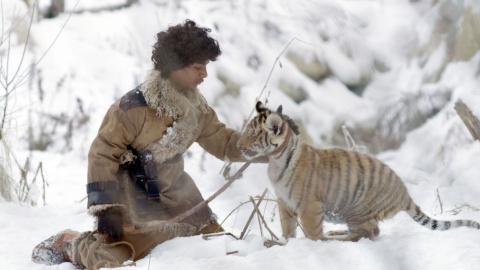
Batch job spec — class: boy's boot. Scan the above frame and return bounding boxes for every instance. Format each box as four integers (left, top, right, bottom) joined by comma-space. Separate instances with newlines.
32, 229, 81, 265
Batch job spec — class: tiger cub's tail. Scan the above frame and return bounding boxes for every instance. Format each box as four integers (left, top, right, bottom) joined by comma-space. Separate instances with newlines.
406, 204, 480, 231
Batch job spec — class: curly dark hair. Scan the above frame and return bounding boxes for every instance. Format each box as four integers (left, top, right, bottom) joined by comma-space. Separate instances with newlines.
151, 19, 222, 78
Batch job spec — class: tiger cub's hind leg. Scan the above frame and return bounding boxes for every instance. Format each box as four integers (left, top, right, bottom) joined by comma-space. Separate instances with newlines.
345, 220, 380, 242
324, 230, 349, 238
324, 220, 380, 242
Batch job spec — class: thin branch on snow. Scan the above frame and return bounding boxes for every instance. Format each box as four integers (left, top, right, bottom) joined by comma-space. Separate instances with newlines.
249, 195, 279, 241
240, 188, 268, 240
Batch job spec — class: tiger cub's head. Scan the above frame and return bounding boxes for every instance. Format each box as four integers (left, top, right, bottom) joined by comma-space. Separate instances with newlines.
237, 101, 299, 160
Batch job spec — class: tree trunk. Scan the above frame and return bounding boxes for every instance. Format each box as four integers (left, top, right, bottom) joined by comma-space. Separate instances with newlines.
454, 99, 480, 141
74, 0, 139, 14
45, 0, 65, 19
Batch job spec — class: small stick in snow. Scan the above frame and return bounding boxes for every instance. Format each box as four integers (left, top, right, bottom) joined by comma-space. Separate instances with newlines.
249, 195, 280, 241
435, 189, 443, 215
240, 188, 268, 240
202, 232, 239, 241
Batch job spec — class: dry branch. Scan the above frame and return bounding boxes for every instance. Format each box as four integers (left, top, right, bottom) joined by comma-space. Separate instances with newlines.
447, 203, 480, 215
219, 197, 278, 227
249, 195, 280, 241
434, 188, 443, 215
454, 99, 480, 141
168, 162, 251, 224
240, 188, 268, 239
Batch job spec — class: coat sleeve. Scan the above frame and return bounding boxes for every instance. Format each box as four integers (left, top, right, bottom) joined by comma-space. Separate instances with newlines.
86, 103, 144, 213
196, 107, 245, 162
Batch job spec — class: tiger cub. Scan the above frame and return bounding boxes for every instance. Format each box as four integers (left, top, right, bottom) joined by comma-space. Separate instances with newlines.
237, 101, 480, 242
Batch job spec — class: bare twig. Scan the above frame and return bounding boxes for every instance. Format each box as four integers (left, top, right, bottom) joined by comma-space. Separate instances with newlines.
29, 161, 47, 205
342, 125, 368, 152
219, 197, 278, 227
14, 0, 79, 89
77, 195, 87, 203
14, 158, 47, 206
0, 1, 73, 203
1, 2, 36, 131
250, 196, 264, 238
1, 3, 29, 46
147, 253, 151, 270
447, 203, 480, 215
249, 195, 279, 240
18, 158, 29, 201
202, 232, 239, 241
168, 162, 251, 224
203, 190, 286, 248
8, 2, 34, 90
435, 189, 443, 215
245, 37, 319, 122
240, 188, 268, 240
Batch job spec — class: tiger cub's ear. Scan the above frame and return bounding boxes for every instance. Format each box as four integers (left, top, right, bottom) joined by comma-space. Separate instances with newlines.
256, 101, 267, 114
276, 105, 283, 114
264, 114, 284, 136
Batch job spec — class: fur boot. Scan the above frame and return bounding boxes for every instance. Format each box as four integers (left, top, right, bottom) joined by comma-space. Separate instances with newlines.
31, 229, 84, 267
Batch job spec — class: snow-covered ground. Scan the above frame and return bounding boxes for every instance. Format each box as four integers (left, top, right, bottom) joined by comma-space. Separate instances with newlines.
1, 0, 480, 269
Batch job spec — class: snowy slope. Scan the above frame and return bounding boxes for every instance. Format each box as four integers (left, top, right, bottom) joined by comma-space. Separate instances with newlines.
1, 0, 480, 269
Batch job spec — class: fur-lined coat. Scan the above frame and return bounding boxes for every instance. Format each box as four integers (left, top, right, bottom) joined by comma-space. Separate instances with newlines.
86, 70, 245, 232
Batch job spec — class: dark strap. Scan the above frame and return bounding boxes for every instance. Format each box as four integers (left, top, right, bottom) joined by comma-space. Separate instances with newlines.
119, 85, 147, 110
86, 181, 122, 208
145, 180, 160, 200
86, 181, 119, 193
123, 146, 160, 201
140, 151, 160, 200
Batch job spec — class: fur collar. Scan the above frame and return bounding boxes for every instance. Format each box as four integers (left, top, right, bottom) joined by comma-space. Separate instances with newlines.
140, 69, 209, 164
141, 69, 208, 118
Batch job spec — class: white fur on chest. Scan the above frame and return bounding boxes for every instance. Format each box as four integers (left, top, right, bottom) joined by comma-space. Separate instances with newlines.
267, 144, 302, 209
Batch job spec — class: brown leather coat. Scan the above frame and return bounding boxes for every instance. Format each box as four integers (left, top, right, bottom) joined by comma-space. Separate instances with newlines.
86, 70, 244, 231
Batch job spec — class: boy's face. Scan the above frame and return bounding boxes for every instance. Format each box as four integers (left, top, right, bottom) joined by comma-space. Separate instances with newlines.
169, 62, 208, 91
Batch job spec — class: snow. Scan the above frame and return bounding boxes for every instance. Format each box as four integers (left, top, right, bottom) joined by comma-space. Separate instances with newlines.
2, 0, 480, 269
